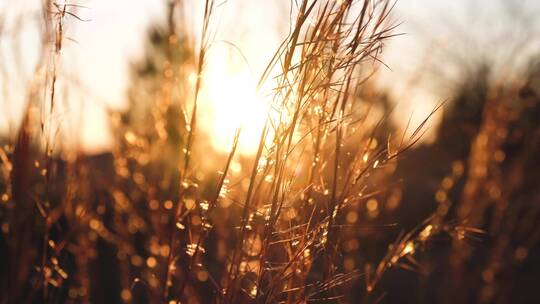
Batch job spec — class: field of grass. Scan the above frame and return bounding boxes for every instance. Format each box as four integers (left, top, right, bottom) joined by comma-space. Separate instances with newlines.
0, 1, 539, 303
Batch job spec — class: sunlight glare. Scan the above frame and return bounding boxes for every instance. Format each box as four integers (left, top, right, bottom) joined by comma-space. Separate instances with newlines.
201, 52, 269, 155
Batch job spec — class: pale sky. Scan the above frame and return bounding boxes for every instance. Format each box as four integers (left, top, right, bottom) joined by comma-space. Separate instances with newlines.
1, 0, 539, 153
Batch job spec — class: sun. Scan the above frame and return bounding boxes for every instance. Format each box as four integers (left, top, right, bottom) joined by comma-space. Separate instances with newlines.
199, 50, 270, 155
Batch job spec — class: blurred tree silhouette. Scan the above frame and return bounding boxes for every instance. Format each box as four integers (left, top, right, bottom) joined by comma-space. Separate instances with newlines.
116, 24, 191, 163
382, 56, 540, 304
112, 1, 194, 176
110, 3, 195, 196
437, 64, 490, 158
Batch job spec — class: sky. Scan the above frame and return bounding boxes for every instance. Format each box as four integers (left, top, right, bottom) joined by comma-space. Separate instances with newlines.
1, 0, 539, 153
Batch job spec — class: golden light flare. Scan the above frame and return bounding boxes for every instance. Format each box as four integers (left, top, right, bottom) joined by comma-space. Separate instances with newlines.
199, 49, 270, 155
